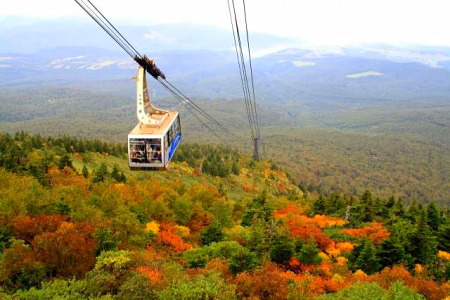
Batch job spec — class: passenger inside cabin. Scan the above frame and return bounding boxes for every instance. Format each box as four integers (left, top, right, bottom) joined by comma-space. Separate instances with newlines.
156, 151, 162, 162
131, 145, 144, 163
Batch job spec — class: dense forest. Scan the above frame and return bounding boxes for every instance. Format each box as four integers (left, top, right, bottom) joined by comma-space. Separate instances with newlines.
1, 88, 449, 206
0, 132, 449, 299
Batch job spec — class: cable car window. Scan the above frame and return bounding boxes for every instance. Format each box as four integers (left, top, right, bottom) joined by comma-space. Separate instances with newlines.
130, 139, 145, 163
130, 138, 162, 164
174, 117, 180, 133
169, 126, 174, 144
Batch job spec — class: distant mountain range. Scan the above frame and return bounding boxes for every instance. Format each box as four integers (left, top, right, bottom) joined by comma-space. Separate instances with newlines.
0, 16, 293, 53
1, 17, 450, 105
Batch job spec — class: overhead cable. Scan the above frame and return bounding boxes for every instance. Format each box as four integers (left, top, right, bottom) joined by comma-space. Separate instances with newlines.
227, 0, 262, 159
74, 0, 230, 140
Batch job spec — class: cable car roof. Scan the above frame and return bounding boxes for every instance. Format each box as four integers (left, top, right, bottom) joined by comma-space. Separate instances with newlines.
129, 112, 179, 136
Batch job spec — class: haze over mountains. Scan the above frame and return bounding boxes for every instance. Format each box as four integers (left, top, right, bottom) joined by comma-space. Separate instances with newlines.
2, 17, 450, 104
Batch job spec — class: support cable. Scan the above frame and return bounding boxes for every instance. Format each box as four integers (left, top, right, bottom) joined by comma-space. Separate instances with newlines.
227, 0, 262, 159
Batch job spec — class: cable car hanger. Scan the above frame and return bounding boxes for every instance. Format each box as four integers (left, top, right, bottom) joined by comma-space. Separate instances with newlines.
74, 0, 232, 169
74, 0, 230, 130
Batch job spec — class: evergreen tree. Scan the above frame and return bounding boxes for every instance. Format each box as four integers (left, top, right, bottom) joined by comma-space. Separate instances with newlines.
438, 220, 450, 251
394, 197, 405, 218
360, 190, 374, 222
82, 165, 89, 178
407, 201, 421, 223
58, 153, 73, 170
118, 172, 127, 183
296, 238, 322, 265
110, 165, 120, 181
94, 228, 119, 255
93, 163, 108, 183
407, 211, 438, 266
313, 194, 326, 215
270, 234, 294, 264
354, 239, 381, 274
241, 191, 272, 226
229, 248, 260, 274
426, 202, 441, 232
377, 237, 406, 267
327, 193, 345, 216
382, 196, 396, 219
231, 160, 239, 175
200, 222, 225, 246
373, 197, 383, 218
0, 225, 12, 253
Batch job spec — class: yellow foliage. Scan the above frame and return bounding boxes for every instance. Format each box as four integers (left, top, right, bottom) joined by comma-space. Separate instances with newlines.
175, 225, 190, 237
145, 221, 160, 235
414, 264, 424, 275
325, 244, 340, 258
311, 214, 346, 228
352, 269, 368, 281
438, 250, 450, 261
336, 256, 348, 267
336, 242, 354, 252
332, 273, 344, 283
442, 282, 450, 298
319, 251, 329, 261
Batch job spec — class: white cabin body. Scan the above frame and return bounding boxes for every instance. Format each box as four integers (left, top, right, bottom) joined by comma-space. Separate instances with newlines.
128, 112, 181, 169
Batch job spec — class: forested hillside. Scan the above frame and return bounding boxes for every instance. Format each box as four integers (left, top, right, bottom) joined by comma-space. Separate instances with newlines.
0, 132, 449, 299
1, 87, 449, 206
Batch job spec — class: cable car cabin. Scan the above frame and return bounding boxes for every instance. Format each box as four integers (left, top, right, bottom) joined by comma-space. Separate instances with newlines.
128, 112, 181, 170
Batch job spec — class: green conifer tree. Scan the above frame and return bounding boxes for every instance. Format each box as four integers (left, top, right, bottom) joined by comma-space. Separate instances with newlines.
313, 194, 326, 215
377, 237, 406, 267
58, 153, 73, 170
297, 238, 322, 265
426, 202, 441, 232
231, 160, 239, 175
82, 165, 89, 178
357, 190, 374, 223
93, 163, 108, 183
407, 210, 438, 266
382, 196, 396, 219
354, 239, 381, 274
270, 234, 294, 264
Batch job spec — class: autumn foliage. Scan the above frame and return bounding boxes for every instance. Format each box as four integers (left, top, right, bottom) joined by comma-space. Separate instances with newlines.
340, 222, 390, 243
233, 263, 289, 299
157, 223, 192, 253
11, 214, 68, 244
0, 133, 449, 299
32, 221, 96, 278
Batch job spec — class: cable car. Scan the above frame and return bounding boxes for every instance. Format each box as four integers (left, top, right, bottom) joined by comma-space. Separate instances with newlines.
128, 64, 181, 170
74, 1, 185, 170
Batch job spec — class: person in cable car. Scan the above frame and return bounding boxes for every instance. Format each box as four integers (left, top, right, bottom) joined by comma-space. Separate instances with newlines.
131, 145, 144, 163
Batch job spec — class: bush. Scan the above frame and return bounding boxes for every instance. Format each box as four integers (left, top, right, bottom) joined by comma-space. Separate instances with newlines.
184, 241, 244, 268
158, 273, 236, 300
229, 248, 260, 275
11, 278, 87, 299
116, 272, 158, 300
317, 281, 425, 300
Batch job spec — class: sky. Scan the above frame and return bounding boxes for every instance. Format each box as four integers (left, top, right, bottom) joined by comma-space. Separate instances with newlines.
1, 0, 450, 47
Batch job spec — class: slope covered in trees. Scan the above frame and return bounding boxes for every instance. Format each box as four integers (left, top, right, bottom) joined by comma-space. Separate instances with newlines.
2, 87, 449, 206
0, 132, 449, 299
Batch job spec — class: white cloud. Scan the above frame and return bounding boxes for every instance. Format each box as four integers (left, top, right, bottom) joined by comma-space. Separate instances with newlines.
144, 31, 175, 43
292, 61, 316, 67
346, 71, 383, 78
